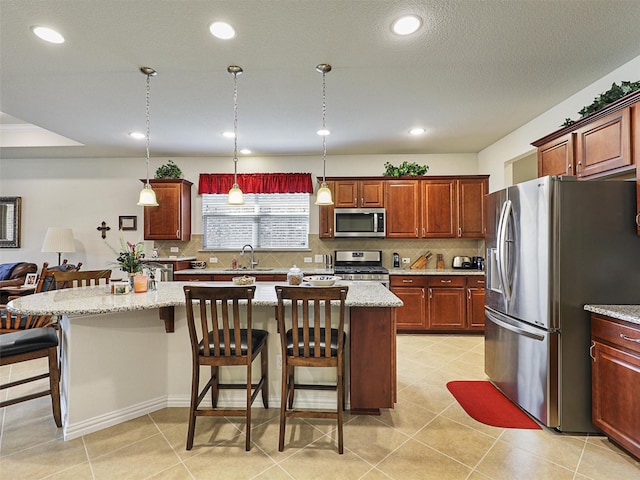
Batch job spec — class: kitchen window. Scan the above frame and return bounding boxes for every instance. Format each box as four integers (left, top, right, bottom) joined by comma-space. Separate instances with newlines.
202, 193, 309, 250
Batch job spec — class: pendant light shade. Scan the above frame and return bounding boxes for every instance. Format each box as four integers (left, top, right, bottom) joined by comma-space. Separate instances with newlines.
227, 65, 245, 205
137, 66, 159, 207
315, 63, 334, 206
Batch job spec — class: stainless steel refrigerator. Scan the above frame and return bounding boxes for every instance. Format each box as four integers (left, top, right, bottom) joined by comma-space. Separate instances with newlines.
484, 175, 640, 433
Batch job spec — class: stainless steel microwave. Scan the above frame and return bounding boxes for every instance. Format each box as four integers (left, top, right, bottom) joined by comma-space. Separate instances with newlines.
334, 208, 386, 238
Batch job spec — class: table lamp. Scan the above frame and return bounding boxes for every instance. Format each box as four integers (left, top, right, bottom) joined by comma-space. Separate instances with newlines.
42, 227, 75, 265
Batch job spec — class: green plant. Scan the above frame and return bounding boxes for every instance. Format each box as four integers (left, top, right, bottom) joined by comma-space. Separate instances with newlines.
561, 81, 640, 127
383, 161, 429, 177
154, 159, 182, 179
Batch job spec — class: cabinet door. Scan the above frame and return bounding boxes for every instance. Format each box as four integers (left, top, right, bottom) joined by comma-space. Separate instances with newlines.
421, 180, 456, 238
360, 181, 384, 207
334, 180, 358, 207
391, 286, 426, 330
384, 180, 420, 238
318, 181, 335, 238
575, 108, 632, 179
591, 340, 640, 458
144, 180, 191, 241
537, 133, 574, 177
467, 288, 485, 329
428, 287, 465, 330
458, 178, 488, 238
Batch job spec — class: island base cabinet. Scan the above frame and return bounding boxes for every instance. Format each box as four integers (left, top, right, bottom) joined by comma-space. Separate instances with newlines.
591, 314, 640, 460
349, 307, 396, 412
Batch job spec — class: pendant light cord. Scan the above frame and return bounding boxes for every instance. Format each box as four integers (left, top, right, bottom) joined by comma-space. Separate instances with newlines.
321, 69, 327, 182
145, 72, 152, 188
233, 70, 239, 186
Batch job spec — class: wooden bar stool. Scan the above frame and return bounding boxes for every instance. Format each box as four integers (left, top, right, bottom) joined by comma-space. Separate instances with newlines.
183, 285, 268, 451
0, 327, 62, 427
51, 269, 111, 288
275, 285, 349, 454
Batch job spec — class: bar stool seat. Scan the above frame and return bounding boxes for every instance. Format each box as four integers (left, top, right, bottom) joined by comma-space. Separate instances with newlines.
0, 327, 62, 427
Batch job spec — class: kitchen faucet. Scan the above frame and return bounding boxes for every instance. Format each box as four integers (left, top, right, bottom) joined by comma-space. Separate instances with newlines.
240, 244, 259, 269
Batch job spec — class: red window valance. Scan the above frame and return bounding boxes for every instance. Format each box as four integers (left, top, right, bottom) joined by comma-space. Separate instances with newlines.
198, 173, 314, 195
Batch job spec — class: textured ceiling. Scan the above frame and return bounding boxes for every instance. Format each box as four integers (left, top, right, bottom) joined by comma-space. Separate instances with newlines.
2, 0, 640, 160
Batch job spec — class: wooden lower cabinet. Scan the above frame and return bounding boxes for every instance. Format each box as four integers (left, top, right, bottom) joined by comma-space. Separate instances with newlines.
173, 273, 287, 282
590, 313, 640, 459
391, 274, 484, 332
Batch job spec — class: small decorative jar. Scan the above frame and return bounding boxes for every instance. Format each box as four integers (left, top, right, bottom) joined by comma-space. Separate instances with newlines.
287, 265, 303, 286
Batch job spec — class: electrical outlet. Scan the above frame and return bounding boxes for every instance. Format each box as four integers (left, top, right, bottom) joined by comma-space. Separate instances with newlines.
303, 257, 313, 263
402, 257, 410, 264
170, 246, 179, 253
209, 257, 218, 264
276, 355, 282, 369
314, 254, 324, 263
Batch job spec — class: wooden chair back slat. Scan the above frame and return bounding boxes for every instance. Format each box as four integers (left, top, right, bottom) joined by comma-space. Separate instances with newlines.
51, 269, 111, 289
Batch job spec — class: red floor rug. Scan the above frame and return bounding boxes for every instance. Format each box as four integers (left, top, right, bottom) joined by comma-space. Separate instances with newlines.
446, 380, 541, 429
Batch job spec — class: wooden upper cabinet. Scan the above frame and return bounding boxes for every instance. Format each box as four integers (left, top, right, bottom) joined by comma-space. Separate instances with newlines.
384, 180, 420, 238
537, 133, 575, 177
318, 180, 335, 238
143, 179, 192, 241
334, 180, 384, 208
458, 178, 488, 238
575, 108, 632, 179
421, 179, 456, 238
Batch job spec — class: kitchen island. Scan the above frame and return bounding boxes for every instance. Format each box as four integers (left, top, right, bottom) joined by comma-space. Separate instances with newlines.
8, 281, 401, 440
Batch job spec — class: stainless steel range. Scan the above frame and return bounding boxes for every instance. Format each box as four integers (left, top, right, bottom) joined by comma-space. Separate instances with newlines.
333, 250, 389, 287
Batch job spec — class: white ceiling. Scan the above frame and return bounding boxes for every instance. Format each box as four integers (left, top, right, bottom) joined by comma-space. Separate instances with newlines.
2, 0, 640, 160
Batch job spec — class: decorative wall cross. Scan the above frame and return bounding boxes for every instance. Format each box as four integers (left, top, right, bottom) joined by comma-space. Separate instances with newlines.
97, 221, 111, 239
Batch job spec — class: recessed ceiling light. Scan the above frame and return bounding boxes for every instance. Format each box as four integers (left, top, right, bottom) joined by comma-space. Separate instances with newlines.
317, 129, 330, 136
392, 15, 422, 36
129, 132, 145, 139
209, 22, 236, 40
409, 127, 425, 136
31, 26, 65, 44
222, 131, 236, 138
240, 148, 252, 155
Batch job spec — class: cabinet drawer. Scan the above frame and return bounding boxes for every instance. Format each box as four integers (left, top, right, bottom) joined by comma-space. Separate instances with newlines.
428, 276, 465, 287
592, 314, 640, 355
390, 276, 427, 287
466, 276, 486, 288
174, 273, 214, 281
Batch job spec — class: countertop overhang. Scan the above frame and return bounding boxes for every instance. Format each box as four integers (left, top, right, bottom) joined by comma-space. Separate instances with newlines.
584, 305, 640, 326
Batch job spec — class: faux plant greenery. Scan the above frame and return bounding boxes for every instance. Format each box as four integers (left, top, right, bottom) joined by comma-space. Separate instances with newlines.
561, 80, 640, 127
383, 161, 429, 177
154, 159, 183, 179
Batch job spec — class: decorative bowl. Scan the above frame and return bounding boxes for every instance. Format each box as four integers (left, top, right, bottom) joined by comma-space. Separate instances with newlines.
232, 276, 256, 286
190, 261, 206, 269
303, 275, 340, 287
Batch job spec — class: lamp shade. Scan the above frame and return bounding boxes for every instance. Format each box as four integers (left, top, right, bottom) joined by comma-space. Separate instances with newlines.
42, 227, 75, 265
137, 186, 159, 206
315, 183, 334, 205
227, 185, 245, 205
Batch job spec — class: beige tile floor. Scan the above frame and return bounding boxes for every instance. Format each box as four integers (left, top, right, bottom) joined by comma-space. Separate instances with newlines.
2, 334, 640, 479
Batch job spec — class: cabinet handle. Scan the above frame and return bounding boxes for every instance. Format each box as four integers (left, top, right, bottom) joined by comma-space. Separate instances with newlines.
458, 227, 462, 237
354, 197, 357, 206
620, 333, 640, 344
416, 228, 419, 237
467, 290, 471, 299
477, 280, 485, 284
589, 341, 596, 361
360, 197, 364, 207
429, 288, 432, 299
577, 161, 582, 174
176, 229, 180, 238
440, 279, 452, 284
402, 279, 414, 283
422, 228, 425, 236
636, 213, 640, 227
568, 163, 572, 172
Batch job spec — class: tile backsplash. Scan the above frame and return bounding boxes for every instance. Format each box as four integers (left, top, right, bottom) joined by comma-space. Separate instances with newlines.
153, 235, 484, 271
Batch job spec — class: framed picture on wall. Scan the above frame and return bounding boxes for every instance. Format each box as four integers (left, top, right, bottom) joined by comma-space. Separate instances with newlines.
119, 215, 137, 231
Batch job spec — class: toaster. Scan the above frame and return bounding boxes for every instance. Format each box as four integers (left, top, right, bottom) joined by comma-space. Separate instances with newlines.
452, 256, 472, 269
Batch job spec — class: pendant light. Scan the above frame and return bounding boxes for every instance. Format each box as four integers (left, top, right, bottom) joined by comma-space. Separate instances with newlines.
315, 64, 333, 206
137, 66, 159, 206
227, 65, 244, 205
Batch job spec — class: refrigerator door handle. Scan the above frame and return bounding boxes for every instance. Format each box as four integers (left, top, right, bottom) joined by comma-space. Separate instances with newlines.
486, 309, 545, 341
496, 199, 513, 301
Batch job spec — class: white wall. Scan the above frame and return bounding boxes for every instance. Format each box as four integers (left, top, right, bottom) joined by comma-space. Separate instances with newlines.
479, 53, 640, 192
0, 153, 478, 269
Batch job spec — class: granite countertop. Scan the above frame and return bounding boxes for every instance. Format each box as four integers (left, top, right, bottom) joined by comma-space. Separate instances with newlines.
584, 305, 640, 326
7, 281, 402, 317
176, 268, 333, 275
388, 268, 485, 276
142, 256, 196, 262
